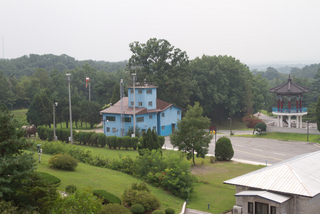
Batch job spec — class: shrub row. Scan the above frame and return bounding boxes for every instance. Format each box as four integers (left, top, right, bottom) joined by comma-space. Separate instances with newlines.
93, 190, 121, 205
32, 140, 196, 199
37, 172, 61, 185
38, 126, 76, 143
74, 132, 107, 147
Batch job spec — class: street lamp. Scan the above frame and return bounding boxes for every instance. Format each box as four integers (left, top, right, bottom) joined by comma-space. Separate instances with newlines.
132, 73, 136, 137
66, 73, 73, 144
53, 101, 58, 141
228, 117, 232, 135
307, 120, 310, 141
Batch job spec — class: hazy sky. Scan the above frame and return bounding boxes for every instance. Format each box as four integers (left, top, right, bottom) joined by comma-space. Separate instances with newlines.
1, 0, 320, 64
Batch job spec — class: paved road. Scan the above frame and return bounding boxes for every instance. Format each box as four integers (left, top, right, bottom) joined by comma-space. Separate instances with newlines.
164, 133, 320, 165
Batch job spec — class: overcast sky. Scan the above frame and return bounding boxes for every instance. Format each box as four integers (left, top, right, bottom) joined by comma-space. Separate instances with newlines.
1, 0, 320, 64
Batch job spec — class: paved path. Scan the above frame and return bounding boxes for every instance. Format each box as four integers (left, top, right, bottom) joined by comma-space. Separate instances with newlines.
185, 208, 213, 214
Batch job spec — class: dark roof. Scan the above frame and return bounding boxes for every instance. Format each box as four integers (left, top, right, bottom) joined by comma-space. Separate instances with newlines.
269, 76, 311, 94
99, 97, 178, 115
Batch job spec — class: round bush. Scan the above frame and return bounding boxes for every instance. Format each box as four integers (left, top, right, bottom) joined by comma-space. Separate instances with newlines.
130, 203, 145, 214
215, 136, 234, 161
152, 210, 165, 214
98, 133, 107, 147
99, 204, 131, 214
65, 184, 77, 193
254, 122, 267, 133
165, 208, 175, 214
49, 154, 78, 171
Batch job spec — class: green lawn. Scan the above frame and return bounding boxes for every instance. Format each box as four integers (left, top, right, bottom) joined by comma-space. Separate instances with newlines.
237, 132, 320, 144
31, 152, 184, 212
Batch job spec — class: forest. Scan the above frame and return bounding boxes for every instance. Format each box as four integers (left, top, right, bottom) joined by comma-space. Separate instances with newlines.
1, 38, 320, 126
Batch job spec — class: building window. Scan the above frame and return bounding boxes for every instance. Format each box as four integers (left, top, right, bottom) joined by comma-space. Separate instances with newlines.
255, 202, 268, 214
149, 115, 152, 119
124, 117, 131, 123
112, 128, 117, 133
153, 126, 156, 131
162, 113, 165, 117
130, 89, 134, 94
177, 111, 180, 115
138, 89, 142, 94
148, 101, 152, 106
147, 89, 152, 94
137, 117, 144, 122
248, 202, 253, 214
138, 102, 143, 107
131, 101, 134, 106
162, 126, 165, 130
271, 206, 276, 214
106, 116, 116, 121
107, 127, 110, 132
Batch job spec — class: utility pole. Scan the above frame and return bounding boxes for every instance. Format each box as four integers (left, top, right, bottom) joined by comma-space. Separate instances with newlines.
86, 77, 90, 101
132, 73, 136, 137
66, 73, 73, 144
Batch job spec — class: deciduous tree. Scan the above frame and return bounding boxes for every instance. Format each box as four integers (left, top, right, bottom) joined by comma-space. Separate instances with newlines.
170, 102, 212, 165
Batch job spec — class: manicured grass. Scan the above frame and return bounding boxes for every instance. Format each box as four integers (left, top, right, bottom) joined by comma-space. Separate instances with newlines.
237, 132, 320, 144
11, 109, 29, 126
30, 152, 184, 212
188, 160, 264, 214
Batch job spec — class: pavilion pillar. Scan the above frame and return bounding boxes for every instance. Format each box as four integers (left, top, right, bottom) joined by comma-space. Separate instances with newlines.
277, 95, 280, 112
288, 96, 291, 113
296, 96, 299, 113
300, 115, 303, 128
296, 116, 299, 128
300, 96, 302, 112
288, 116, 291, 128
280, 115, 283, 127
277, 116, 280, 127
280, 96, 283, 113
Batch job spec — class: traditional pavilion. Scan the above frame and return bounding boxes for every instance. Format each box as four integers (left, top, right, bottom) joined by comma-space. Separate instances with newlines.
269, 75, 311, 128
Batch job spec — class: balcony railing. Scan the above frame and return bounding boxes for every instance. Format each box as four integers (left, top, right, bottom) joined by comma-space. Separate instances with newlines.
272, 107, 307, 113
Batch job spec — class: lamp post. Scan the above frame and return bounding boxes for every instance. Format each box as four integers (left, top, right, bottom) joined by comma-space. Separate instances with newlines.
132, 73, 136, 137
53, 101, 58, 141
228, 117, 232, 135
66, 73, 73, 144
307, 120, 310, 141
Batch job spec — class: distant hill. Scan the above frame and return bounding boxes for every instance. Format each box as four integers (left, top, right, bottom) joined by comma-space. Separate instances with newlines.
0, 54, 127, 78
248, 63, 306, 73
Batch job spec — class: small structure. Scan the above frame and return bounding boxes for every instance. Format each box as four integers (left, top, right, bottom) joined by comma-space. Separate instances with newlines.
269, 76, 310, 128
224, 150, 320, 214
100, 82, 182, 137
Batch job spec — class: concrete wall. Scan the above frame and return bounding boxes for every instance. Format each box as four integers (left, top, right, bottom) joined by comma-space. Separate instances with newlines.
266, 126, 320, 135
158, 106, 181, 136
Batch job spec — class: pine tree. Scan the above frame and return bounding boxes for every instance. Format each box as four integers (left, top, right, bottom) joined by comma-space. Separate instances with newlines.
110, 82, 120, 105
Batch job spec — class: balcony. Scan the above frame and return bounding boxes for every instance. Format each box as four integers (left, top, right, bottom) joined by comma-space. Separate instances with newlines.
272, 107, 307, 113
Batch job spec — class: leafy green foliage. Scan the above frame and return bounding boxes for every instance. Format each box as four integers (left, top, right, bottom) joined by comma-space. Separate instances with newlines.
99, 204, 131, 214
98, 133, 107, 147
37, 171, 61, 184
92, 189, 121, 205
254, 122, 267, 134
215, 137, 234, 161
242, 114, 263, 128
49, 154, 78, 171
317, 96, 320, 132
126, 126, 142, 138
165, 208, 175, 214
153, 210, 166, 214
170, 102, 212, 165
51, 188, 103, 214
65, 185, 77, 193
90, 133, 99, 146
130, 203, 145, 214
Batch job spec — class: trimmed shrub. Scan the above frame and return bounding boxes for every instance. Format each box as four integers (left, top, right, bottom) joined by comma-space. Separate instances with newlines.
65, 184, 77, 193
116, 137, 123, 149
132, 191, 160, 211
242, 114, 263, 128
215, 136, 234, 161
153, 210, 165, 214
106, 136, 112, 148
47, 128, 54, 141
92, 189, 121, 205
90, 133, 99, 146
49, 154, 78, 171
78, 131, 86, 144
130, 203, 145, 214
73, 132, 80, 142
165, 208, 175, 214
158, 136, 165, 148
122, 136, 131, 150
254, 122, 267, 134
37, 171, 61, 184
99, 204, 131, 214
40, 140, 67, 155
98, 133, 107, 147
110, 136, 117, 149
131, 137, 138, 150
85, 132, 95, 145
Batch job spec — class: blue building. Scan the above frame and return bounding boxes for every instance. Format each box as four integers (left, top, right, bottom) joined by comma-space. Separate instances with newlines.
100, 83, 182, 137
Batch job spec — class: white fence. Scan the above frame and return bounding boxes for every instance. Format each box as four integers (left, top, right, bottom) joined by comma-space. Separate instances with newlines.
266, 126, 320, 135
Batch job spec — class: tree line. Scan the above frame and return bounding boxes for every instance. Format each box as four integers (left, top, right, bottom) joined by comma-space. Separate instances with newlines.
1, 38, 320, 126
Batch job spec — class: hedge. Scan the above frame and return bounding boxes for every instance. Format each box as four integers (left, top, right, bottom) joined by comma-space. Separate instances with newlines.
92, 190, 121, 205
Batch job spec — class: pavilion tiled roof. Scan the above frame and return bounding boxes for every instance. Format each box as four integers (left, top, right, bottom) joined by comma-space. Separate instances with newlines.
269, 76, 311, 95
99, 97, 175, 115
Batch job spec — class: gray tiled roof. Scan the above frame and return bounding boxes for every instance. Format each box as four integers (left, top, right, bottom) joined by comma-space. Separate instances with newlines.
224, 150, 320, 197
269, 77, 311, 94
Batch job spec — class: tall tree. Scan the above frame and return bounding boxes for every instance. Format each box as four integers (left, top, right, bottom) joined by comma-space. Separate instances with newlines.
316, 96, 320, 132
170, 102, 213, 165
128, 38, 193, 108
110, 82, 120, 105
